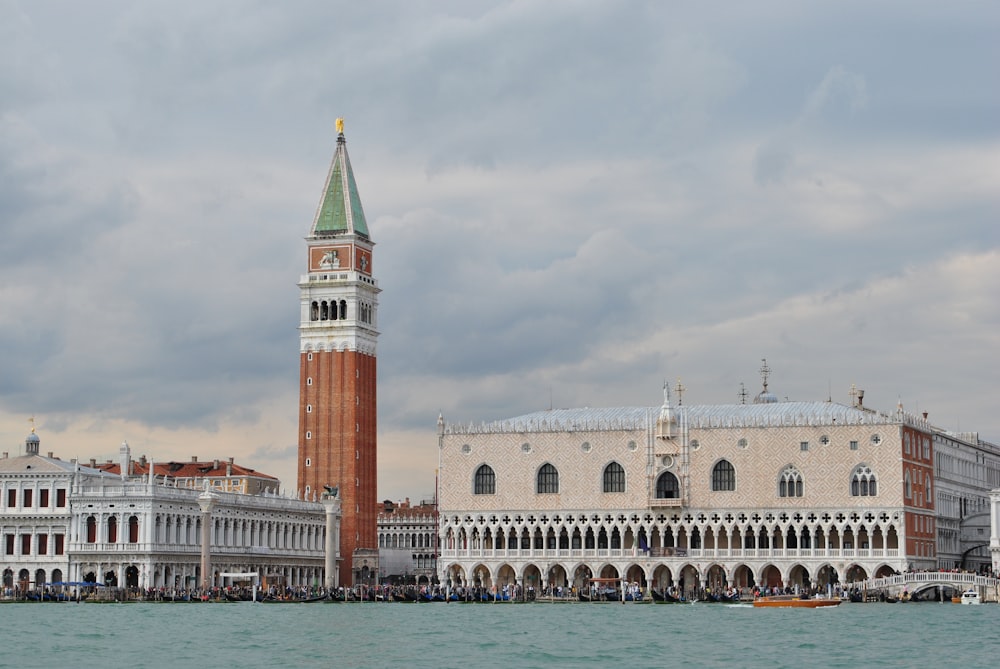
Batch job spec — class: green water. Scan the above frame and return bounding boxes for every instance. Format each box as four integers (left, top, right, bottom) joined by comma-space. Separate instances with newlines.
1, 601, 995, 669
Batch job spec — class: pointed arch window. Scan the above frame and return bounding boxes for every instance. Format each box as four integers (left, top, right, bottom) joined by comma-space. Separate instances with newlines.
536, 463, 559, 494
655, 471, 680, 498
778, 465, 803, 497
474, 464, 495, 495
712, 460, 735, 491
603, 462, 625, 493
851, 464, 877, 496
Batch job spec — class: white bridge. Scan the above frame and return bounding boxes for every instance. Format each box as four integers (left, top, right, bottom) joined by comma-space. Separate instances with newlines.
848, 571, 1000, 600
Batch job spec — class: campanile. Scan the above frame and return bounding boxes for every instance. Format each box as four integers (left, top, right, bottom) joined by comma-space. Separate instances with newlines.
297, 120, 379, 586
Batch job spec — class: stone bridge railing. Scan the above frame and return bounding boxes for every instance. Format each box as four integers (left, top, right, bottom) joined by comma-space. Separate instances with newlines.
849, 571, 999, 593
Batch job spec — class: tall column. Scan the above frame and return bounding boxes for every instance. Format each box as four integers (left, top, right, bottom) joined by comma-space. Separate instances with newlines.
322, 492, 342, 590
198, 489, 217, 593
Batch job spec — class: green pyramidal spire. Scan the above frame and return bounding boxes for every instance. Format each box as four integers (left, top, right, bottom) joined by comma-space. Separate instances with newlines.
310, 121, 370, 238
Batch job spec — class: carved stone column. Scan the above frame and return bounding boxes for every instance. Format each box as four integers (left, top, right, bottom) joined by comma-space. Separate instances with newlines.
198, 488, 218, 593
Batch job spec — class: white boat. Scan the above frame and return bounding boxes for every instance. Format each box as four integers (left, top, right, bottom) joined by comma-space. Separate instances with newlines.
960, 589, 981, 605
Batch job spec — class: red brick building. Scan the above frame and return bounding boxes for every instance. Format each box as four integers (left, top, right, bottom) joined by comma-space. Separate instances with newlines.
297, 121, 380, 586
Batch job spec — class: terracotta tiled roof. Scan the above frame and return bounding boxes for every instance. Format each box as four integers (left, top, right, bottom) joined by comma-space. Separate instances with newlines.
95, 460, 277, 480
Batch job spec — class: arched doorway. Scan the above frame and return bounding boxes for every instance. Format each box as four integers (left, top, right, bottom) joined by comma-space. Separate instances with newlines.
816, 564, 838, 589
845, 564, 868, 582
104, 570, 118, 587
758, 564, 782, 589
874, 564, 897, 578
471, 564, 492, 591
705, 564, 727, 591
732, 564, 754, 589
651, 565, 674, 591
572, 564, 592, 592
624, 564, 646, 592
595, 564, 620, 600
548, 564, 568, 592
678, 564, 700, 598
598, 564, 620, 580
496, 564, 516, 593
787, 564, 810, 592
445, 563, 466, 588
522, 563, 542, 596
126, 566, 139, 588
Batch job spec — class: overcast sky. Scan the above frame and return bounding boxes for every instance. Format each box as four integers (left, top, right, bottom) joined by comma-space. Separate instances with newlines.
2, 1, 997, 502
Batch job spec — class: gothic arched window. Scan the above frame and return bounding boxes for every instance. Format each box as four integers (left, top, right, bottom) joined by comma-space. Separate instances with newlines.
474, 464, 495, 495
655, 471, 680, 498
712, 460, 736, 491
851, 464, 878, 496
603, 462, 625, 493
536, 463, 559, 494
778, 465, 803, 497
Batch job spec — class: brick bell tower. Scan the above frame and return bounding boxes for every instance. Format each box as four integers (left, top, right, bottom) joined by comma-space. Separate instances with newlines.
297, 119, 379, 587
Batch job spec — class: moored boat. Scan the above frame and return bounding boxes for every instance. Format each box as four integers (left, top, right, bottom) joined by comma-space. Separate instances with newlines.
960, 589, 981, 605
752, 595, 841, 608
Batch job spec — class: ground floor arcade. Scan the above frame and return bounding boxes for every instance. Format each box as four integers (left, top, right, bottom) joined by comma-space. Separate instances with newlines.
69, 553, 326, 591
441, 556, 907, 598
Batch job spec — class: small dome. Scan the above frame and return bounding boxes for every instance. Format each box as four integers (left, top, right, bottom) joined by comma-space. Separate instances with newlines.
754, 391, 778, 404
25, 429, 40, 455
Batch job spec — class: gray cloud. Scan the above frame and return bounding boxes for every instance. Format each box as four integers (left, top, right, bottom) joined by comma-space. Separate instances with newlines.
1, 0, 997, 499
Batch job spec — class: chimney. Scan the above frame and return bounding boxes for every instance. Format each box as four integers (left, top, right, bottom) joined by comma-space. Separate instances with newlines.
139, 455, 147, 466
213, 459, 220, 470
923, 411, 928, 420
47, 452, 53, 458
191, 456, 198, 463
2, 452, 7, 459
90, 458, 97, 467
227, 457, 233, 476
857, 389, 864, 408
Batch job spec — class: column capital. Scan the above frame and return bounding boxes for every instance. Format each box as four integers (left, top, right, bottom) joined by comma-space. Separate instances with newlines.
198, 488, 218, 514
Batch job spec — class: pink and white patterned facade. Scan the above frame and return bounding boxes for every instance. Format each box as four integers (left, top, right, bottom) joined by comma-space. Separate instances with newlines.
438, 386, 998, 595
